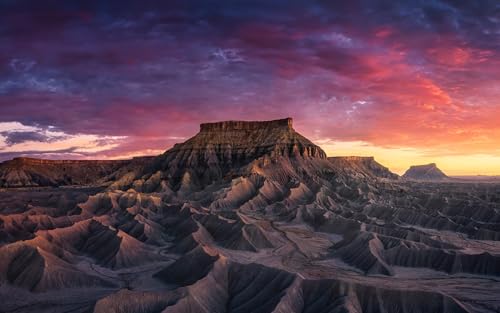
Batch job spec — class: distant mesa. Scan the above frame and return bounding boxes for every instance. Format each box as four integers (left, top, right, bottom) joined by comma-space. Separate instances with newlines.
0, 156, 154, 188
402, 163, 448, 181
328, 156, 399, 179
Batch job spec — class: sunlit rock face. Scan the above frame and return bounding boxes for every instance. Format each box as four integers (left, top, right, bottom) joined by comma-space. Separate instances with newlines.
0, 119, 499, 313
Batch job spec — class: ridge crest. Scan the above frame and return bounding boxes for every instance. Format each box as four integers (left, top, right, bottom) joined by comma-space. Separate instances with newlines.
200, 118, 293, 132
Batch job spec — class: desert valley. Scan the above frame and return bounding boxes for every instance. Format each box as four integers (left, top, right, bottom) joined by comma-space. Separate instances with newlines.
0, 118, 499, 313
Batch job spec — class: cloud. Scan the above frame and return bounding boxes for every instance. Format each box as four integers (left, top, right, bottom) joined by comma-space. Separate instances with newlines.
9, 58, 36, 72
1, 59, 74, 95
1, 131, 53, 145
211, 48, 245, 63
0, 122, 69, 147
0, 121, 129, 161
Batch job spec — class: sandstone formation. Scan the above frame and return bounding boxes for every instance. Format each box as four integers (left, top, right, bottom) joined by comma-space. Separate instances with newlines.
154, 118, 326, 188
0, 118, 499, 313
403, 163, 448, 180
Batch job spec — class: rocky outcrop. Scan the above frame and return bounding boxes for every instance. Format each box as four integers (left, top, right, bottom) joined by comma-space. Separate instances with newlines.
149, 118, 326, 191
169, 118, 325, 161
403, 163, 448, 180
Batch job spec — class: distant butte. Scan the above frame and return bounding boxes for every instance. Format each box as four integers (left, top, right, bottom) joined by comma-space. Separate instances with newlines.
402, 163, 448, 181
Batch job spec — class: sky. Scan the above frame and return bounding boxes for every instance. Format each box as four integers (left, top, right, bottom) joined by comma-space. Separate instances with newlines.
1, 0, 500, 175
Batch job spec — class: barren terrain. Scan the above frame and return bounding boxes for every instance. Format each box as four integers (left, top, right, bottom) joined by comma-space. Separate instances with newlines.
1, 118, 499, 313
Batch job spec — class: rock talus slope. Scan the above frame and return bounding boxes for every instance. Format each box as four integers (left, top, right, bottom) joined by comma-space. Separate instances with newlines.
0, 118, 499, 313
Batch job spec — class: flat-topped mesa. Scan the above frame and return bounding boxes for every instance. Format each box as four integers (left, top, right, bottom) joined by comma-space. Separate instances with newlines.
167, 117, 326, 160
153, 118, 326, 189
200, 118, 293, 132
403, 163, 448, 181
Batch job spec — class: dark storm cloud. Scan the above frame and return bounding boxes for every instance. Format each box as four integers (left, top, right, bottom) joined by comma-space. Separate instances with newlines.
1, 131, 52, 145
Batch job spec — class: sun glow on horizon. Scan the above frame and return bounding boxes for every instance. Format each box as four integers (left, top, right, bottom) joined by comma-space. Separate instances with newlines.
319, 140, 500, 176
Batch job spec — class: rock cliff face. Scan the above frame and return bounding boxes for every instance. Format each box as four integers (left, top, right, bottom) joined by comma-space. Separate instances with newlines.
166, 117, 326, 162
403, 163, 448, 180
149, 118, 326, 191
